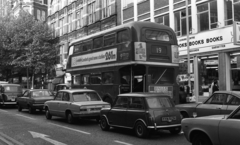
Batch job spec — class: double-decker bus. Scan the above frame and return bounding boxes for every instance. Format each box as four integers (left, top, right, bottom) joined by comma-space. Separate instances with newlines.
66, 21, 179, 105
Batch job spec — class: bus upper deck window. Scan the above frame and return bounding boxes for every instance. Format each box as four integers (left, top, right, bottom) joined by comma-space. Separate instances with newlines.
82, 41, 92, 51
104, 34, 116, 46
93, 37, 103, 49
145, 30, 171, 41
117, 30, 130, 43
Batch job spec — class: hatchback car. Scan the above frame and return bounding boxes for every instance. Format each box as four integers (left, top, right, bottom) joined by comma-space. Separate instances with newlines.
44, 89, 110, 124
0, 84, 22, 107
100, 93, 182, 138
17, 89, 54, 113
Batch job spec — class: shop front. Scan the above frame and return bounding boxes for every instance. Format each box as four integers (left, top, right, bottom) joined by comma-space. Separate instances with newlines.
178, 24, 240, 101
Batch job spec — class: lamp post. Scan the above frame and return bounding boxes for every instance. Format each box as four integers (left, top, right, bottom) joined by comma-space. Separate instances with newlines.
186, 0, 191, 96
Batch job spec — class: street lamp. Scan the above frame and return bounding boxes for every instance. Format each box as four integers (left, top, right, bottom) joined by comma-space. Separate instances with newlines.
186, 0, 191, 96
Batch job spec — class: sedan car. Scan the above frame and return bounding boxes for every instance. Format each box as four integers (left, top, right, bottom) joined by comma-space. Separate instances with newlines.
182, 105, 240, 145
175, 91, 240, 118
44, 89, 110, 124
100, 93, 182, 138
17, 89, 54, 113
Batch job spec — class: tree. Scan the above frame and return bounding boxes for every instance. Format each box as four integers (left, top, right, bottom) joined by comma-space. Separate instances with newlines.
0, 10, 59, 88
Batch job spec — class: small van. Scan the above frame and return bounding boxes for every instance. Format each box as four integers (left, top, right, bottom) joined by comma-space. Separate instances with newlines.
0, 84, 22, 106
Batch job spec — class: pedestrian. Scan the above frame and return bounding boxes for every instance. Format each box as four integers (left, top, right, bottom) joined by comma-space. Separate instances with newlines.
179, 86, 187, 104
212, 80, 219, 93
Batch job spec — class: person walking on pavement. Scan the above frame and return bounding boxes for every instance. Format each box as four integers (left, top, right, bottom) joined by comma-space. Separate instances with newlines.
212, 80, 219, 94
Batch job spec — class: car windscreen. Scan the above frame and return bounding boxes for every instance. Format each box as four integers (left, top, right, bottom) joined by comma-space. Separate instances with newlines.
4, 86, 21, 92
146, 97, 173, 108
72, 92, 101, 102
32, 90, 51, 98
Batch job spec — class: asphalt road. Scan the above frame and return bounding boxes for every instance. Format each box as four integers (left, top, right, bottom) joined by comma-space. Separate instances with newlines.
0, 106, 191, 145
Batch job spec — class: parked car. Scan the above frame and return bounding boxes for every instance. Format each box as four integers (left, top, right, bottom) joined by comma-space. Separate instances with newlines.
0, 81, 8, 84
182, 105, 240, 145
52, 84, 70, 95
99, 93, 182, 138
17, 89, 54, 113
0, 84, 22, 107
175, 91, 240, 118
44, 89, 110, 124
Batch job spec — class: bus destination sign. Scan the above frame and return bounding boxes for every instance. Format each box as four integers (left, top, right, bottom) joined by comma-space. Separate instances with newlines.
151, 45, 167, 54
71, 48, 117, 67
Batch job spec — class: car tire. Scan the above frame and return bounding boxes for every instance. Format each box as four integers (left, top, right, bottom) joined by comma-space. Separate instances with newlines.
135, 122, 149, 138
45, 109, 52, 120
67, 112, 75, 124
28, 106, 35, 114
169, 127, 181, 135
100, 117, 110, 131
18, 104, 22, 112
192, 133, 212, 145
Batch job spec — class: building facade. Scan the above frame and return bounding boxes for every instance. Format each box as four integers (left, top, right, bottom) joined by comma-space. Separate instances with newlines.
47, 0, 121, 85
0, 0, 11, 17
11, 0, 48, 21
121, 0, 240, 99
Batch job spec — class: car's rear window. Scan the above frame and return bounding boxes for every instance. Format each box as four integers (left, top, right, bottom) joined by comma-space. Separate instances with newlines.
72, 92, 101, 102
4, 86, 21, 92
32, 90, 51, 98
146, 97, 172, 108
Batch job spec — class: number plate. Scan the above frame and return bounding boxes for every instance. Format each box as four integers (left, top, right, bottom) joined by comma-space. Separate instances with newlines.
11, 98, 15, 101
162, 116, 176, 121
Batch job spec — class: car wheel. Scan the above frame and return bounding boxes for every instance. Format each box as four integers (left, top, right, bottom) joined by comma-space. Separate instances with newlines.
28, 106, 35, 114
45, 109, 52, 120
18, 104, 22, 112
169, 127, 181, 135
192, 133, 212, 145
135, 122, 149, 138
100, 117, 110, 131
67, 112, 75, 124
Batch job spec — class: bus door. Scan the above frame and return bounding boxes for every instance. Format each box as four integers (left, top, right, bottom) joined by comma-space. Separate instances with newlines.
132, 65, 146, 92
119, 66, 131, 94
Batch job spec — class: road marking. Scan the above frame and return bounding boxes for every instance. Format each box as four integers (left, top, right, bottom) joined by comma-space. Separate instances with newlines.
49, 123, 91, 135
29, 131, 67, 145
0, 109, 8, 113
15, 114, 36, 120
0, 132, 24, 145
0, 135, 14, 145
114, 140, 133, 145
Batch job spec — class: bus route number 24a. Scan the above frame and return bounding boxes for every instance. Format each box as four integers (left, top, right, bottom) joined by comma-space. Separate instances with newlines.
105, 51, 116, 60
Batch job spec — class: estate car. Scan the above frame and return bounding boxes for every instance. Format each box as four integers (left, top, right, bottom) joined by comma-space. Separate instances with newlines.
100, 93, 182, 138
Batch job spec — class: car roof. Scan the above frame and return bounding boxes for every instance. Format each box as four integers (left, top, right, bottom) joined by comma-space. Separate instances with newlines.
58, 89, 96, 93
27, 89, 50, 91
118, 93, 171, 98
0, 84, 21, 86
214, 91, 240, 97
56, 84, 70, 86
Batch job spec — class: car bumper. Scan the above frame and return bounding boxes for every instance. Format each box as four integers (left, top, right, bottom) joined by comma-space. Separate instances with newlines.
0, 102, 17, 105
32, 104, 44, 109
73, 112, 100, 118
147, 124, 181, 129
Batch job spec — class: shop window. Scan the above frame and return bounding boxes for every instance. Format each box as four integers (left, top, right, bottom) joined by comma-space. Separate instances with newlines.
102, 72, 114, 84
224, 0, 233, 25
155, 14, 169, 27
197, 1, 218, 32
90, 73, 102, 84
174, 8, 192, 36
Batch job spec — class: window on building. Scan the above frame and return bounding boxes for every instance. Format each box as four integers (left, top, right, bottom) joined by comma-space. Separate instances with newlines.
42, 11, 46, 21
197, 1, 218, 32
37, 9, 41, 20
155, 14, 169, 26
224, 0, 233, 25
88, 2, 96, 24
59, 18, 63, 36
174, 8, 192, 36
102, 0, 115, 19
68, 13, 73, 32
233, 0, 240, 21
76, 11, 81, 28
122, 0, 133, 9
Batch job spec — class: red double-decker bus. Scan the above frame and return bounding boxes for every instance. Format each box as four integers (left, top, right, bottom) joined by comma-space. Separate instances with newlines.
66, 21, 179, 105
